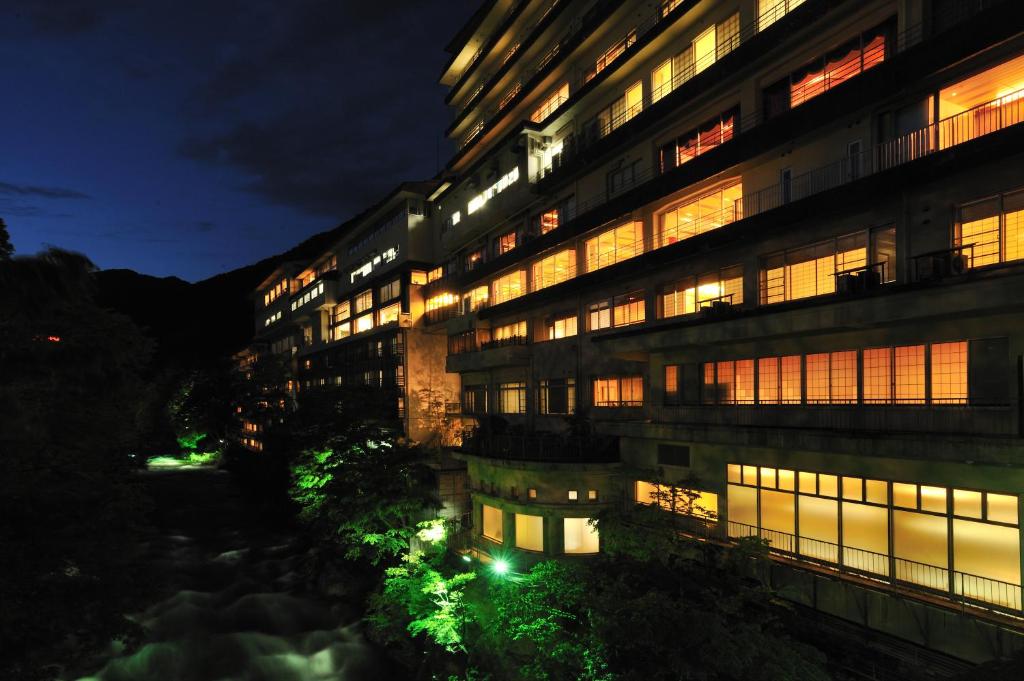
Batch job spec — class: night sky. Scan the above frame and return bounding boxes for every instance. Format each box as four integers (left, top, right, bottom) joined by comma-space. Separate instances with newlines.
1, 1, 479, 282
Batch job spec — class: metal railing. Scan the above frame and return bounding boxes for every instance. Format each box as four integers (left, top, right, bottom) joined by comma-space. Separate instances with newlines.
723, 520, 1023, 613
479, 334, 529, 350
459, 428, 619, 462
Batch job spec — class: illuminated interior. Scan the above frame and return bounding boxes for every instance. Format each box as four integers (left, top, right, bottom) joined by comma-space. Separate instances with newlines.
531, 82, 570, 124
761, 233, 867, 304
515, 514, 544, 552
496, 382, 526, 414
658, 183, 742, 247
939, 54, 1024, 150
660, 265, 743, 318
758, 0, 805, 32
593, 376, 643, 407
956, 188, 1024, 268
532, 249, 576, 291
563, 518, 599, 554
585, 221, 643, 272
635, 481, 718, 519
482, 504, 503, 543
491, 270, 527, 305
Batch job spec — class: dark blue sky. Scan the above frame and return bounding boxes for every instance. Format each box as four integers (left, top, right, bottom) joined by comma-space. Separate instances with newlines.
1, 0, 478, 282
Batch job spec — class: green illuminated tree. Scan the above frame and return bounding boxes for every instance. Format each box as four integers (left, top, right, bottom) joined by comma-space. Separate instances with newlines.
286, 388, 439, 565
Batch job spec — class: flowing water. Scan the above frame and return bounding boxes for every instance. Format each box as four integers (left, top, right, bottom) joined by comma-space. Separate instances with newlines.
77, 464, 391, 681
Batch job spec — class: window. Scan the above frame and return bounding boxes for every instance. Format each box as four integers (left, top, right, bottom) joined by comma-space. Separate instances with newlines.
606, 161, 640, 197
693, 26, 716, 74
515, 514, 544, 551
410, 270, 427, 285
660, 266, 743, 318
593, 376, 644, 407
463, 385, 487, 414
528, 488, 537, 500
758, 0, 805, 31
496, 230, 518, 255
499, 82, 522, 110
532, 249, 576, 291
595, 82, 643, 137
491, 270, 527, 305
427, 266, 443, 283
588, 292, 645, 331
760, 232, 868, 304
585, 30, 636, 82
585, 221, 643, 272
482, 504, 503, 543
464, 248, 484, 272
542, 314, 577, 341
568, 490, 579, 501
657, 182, 742, 247
588, 490, 599, 501
532, 82, 569, 123
956, 189, 1024, 268
665, 365, 680, 405
540, 209, 559, 234
463, 285, 489, 313
539, 378, 576, 415
564, 518, 599, 554
350, 312, 372, 334
377, 302, 400, 326
702, 360, 755, 404
354, 289, 373, 313
659, 108, 738, 173
448, 331, 477, 354
491, 320, 527, 342
636, 481, 718, 519
496, 382, 527, 414
931, 341, 968, 404
379, 279, 401, 302
651, 14, 739, 103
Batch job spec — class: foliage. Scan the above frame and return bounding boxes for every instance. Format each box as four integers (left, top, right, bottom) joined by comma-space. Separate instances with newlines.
0, 217, 13, 261
0, 249, 152, 679
286, 389, 439, 564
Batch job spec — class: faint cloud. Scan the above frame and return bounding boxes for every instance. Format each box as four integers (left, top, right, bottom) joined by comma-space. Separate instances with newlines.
0, 181, 91, 200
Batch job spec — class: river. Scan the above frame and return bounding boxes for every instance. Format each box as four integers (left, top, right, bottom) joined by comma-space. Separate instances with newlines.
77, 464, 394, 681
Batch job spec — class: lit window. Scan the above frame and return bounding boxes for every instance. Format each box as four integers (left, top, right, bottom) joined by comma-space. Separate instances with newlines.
482, 505, 503, 543
354, 289, 373, 313
588, 292, 645, 330
531, 82, 570, 123
354, 313, 374, 334
760, 233, 867, 304
931, 341, 967, 404
660, 109, 738, 173
585, 221, 643, 272
758, 0, 805, 31
496, 230, 517, 255
636, 481, 719, 519
410, 270, 427, 285
895, 345, 925, 404
427, 266, 443, 283
588, 489, 599, 501
377, 302, 400, 326
491, 320, 527, 342
528, 488, 538, 500
585, 30, 636, 83
491, 270, 527, 305
463, 285, 489, 312
956, 189, 1024, 268
379, 279, 401, 302
540, 209, 559, 234
657, 183, 741, 247
665, 365, 680, 405
660, 265, 743, 317
515, 514, 544, 552
532, 249, 576, 291
543, 314, 577, 340
496, 382, 526, 414
568, 490, 579, 501
593, 376, 644, 407
595, 82, 643, 137
563, 518, 599, 554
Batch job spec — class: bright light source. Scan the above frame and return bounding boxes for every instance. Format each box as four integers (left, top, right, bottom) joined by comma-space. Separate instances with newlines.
462, 554, 472, 563
492, 559, 510, 575
417, 522, 445, 543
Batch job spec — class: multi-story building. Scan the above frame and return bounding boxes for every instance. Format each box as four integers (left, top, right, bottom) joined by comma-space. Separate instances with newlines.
430, 0, 1024, 661
243, 183, 468, 517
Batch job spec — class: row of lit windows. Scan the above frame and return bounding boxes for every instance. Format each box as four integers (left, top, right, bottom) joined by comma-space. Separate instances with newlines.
241, 437, 263, 452
482, 504, 599, 554
956, 188, 1024, 268
262, 279, 288, 307
727, 463, 1020, 607
291, 280, 325, 311
651, 13, 738, 104
684, 341, 968, 406
462, 378, 578, 415
635, 481, 719, 520
263, 310, 282, 327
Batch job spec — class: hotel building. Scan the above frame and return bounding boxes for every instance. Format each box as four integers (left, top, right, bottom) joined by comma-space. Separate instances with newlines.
427, 0, 1024, 661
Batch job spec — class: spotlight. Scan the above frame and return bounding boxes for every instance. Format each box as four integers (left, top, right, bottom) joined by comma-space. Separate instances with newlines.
492, 559, 510, 575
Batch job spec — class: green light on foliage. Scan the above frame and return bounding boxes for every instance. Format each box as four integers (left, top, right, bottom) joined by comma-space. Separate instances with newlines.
416, 520, 446, 544
462, 554, 472, 563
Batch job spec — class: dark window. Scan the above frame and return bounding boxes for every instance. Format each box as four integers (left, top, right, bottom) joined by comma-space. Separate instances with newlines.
657, 444, 691, 467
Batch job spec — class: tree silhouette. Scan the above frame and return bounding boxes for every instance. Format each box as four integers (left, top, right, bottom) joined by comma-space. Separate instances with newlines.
0, 217, 13, 261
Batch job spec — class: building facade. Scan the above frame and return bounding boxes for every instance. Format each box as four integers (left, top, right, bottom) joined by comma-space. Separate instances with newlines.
237, 0, 1024, 662
428, 0, 1024, 662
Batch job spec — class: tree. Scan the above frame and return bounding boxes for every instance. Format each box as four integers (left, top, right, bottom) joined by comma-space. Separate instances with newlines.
0, 249, 153, 679
0, 217, 13, 260
286, 388, 439, 565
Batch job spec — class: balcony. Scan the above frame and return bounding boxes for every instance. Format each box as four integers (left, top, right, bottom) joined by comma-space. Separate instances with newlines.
646, 403, 1015, 437
446, 334, 530, 372
670, 515, 1022, 615
289, 272, 339, 318
459, 428, 619, 463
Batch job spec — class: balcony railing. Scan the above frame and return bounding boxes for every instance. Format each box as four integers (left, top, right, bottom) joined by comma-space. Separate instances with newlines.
459, 429, 619, 463
724, 521, 1022, 613
648, 403, 1014, 436
479, 335, 528, 350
